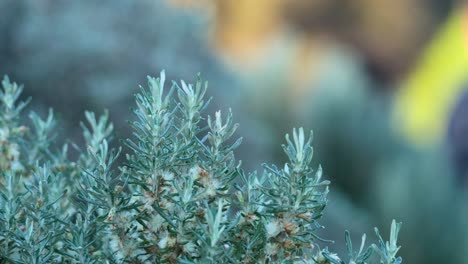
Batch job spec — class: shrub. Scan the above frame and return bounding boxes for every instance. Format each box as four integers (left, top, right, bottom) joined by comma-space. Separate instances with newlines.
0, 72, 401, 263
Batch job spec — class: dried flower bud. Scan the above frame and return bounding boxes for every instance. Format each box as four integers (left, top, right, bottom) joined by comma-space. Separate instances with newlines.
282, 239, 295, 249
37, 198, 43, 208
284, 222, 299, 235
115, 185, 123, 194
196, 208, 206, 219
245, 212, 259, 224
199, 168, 209, 179
296, 212, 312, 221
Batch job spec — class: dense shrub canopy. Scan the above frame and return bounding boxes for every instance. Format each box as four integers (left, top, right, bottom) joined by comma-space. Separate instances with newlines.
0, 72, 401, 263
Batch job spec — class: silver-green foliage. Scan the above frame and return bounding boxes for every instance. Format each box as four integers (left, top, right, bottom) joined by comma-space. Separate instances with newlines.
0, 72, 402, 263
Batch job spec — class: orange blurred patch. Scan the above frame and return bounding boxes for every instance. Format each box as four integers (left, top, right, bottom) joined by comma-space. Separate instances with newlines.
168, 0, 283, 65
213, 0, 282, 63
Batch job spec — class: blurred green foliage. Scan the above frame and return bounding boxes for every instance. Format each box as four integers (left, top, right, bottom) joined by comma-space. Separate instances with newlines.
236, 60, 468, 263
0, 0, 236, 146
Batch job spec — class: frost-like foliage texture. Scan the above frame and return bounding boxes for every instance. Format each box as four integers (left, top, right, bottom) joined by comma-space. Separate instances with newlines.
0, 72, 401, 263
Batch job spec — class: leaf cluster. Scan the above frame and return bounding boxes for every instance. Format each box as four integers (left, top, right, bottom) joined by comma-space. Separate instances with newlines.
0, 72, 402, 263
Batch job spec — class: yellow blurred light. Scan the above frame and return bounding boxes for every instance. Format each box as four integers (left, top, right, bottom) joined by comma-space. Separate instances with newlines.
394, 9, 468, 146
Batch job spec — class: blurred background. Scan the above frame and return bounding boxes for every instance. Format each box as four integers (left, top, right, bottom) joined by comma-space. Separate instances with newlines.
1, 0, 468, 262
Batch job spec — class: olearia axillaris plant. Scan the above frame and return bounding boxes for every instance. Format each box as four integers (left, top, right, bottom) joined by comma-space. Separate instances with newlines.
0, 72, 402, 263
